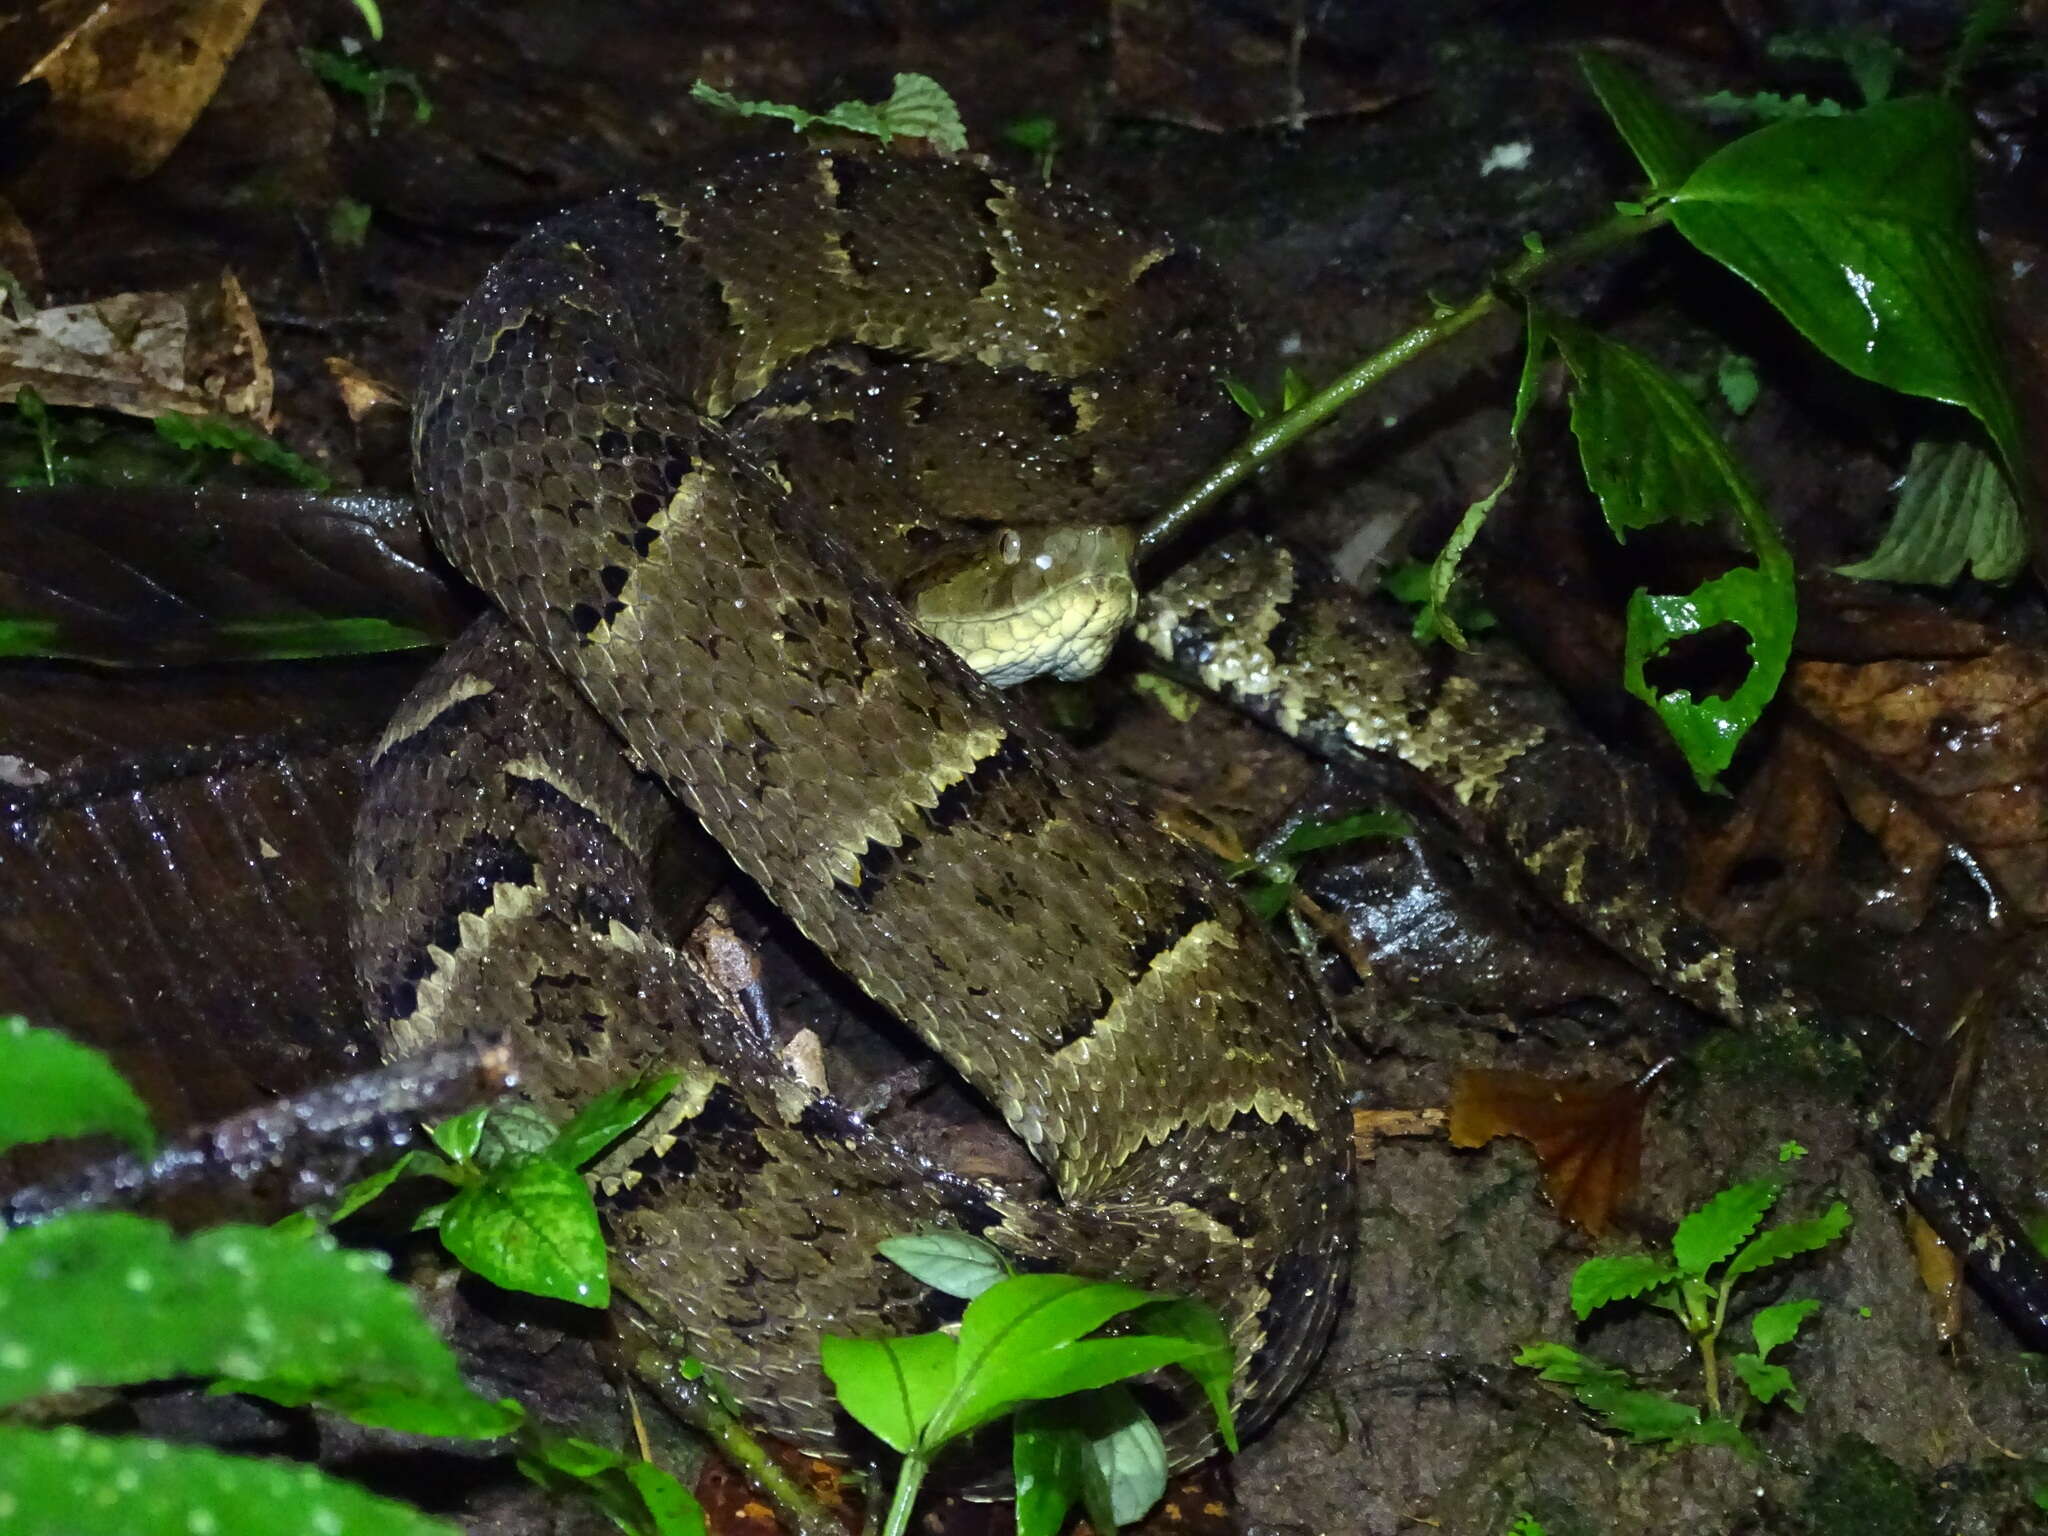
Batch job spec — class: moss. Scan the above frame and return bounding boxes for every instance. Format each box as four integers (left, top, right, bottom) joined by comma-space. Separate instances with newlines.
1793, 1435, 1929, 1536
1688, 1015, 1866, 1100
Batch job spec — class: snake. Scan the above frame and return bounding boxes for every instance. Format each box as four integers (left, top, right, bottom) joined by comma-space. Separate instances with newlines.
353, 146, 1355, 1460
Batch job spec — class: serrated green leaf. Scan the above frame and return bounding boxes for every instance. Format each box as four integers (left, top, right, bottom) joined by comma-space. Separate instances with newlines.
1750, 1296, 1820, 1357
153, 413, 332, 491
0, 1216, 490, 1420
548, 1072, 682, 1171
0, 1426, 458, 1536
1836, 437, 2024, 585
1729, 1351, 1802, 1409
1588, 1385, 1706, 1444
1722, 1201, 1852, 1283
1578, 51, 1719, 191
1512, 1342, 1633, 1394
860, 73, 967, 154
876, 1231, 1012, 1299
1569, 1254, 1680, 1319
0, 1016, 154, 1156
1667, 96, 2024, 482
1673, 1179, 1782, 1277
1421, 469, 1512, 648
430, 1104, 490, 1164
818, 1331, 958, 1454
690, 73, 964, 153
437, 1158, 609, 1306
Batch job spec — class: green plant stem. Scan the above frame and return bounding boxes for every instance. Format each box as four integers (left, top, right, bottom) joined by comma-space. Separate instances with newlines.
610, 1301, 841, 1536
1135, 203, 1672, 564
877, 1452, 930, 1536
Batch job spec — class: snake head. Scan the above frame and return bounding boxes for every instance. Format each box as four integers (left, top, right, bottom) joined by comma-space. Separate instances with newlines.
909, 523, 1139, 687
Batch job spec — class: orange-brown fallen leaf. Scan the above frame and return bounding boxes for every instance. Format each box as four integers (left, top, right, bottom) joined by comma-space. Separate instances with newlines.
1447, 1068, 1650, 1237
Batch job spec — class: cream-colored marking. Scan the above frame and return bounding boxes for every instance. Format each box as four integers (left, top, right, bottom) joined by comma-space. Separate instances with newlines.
373, 673, 495, 761
386, 879, 544, 1054
1068, 385, 1100, 434
1128, 245, 1169, 283
810, 158, 857, 287
503, 757, 642, 849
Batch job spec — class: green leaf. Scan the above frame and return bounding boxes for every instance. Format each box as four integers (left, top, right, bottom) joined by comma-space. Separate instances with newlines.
1013, 1403, 1090, 1536
0, 1216, 494, 1422
275, 1149, 458, 1239
548, 1072, 682, 1170
220, 1378, 522, 1440
153, 413, 332, 491
474, 1101, 560, 1170
211, 616, 435, 660
1667, 97, 2024, 481
1578, 51, 1718, 191
1836, 437, 2024, 585
817, 1331, 958, 1454
430, 1104, 490, 1164
1513, 1342, 1633, 1394
1778, 1140, 1807, 1163
1016, 1386, 1169, 1535
1722, 1201, 1852, 1283
1591, 1386, 1709, 1444
938, 1274, 1208, 1442
1673, 1179, 1781, 1278
1265, 809, 1412, 863
621, 1460, 710, 1536
1716, 353, 1760, 416
1553, 324, 1798, 788
876, 1231, 1013, 1300
1421, 469, 1513, 648
1750, 1296, 1820, 1357
0, 1426, 459, 1536
1128, 1297, 1237, 1451
1222, 376, 1266, 421
0, 1015, 154, 1155
1729, 1351, 1802, 1409
1130, 671, 1202, 721
437, 1158, 610, 1306
691, 73, 966, 153
1569, 1254, 1680, 1320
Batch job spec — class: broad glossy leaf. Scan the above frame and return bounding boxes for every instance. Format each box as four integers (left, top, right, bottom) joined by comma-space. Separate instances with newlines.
622, 1460, 710, 1536
0, 1216, 489, 1421
1555, 322, 1797, 787
876, 1231, 1012, 1300
1578, 51, 1717, 192
1129, 1297, 1237, 1450
473, 1101, 557, 1170
429, 1104, 490, 1164
0, 1015, 154, 1155
0, 1426, 458, 1536
437, 1158, 609, 1306
1669, 97, 2023, 476
549, 1072, 683, 1171
1013, 1404, 1090, 1536
817, 1331, 957, 1454
220, 1378, 521, 1440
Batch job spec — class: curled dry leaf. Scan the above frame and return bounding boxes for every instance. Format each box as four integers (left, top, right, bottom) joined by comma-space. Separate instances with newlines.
0, 269, 271, 422
1447, 1068, 1650, 1237
326, 355, 406, 422
1790, 643, 2048, 921
4, 0, 267, 202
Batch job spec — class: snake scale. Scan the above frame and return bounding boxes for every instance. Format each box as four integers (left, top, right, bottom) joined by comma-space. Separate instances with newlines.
356, 147, 1354, 1458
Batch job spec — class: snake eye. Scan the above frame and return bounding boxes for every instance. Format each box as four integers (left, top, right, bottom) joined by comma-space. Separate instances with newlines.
999, 529, 1024, 565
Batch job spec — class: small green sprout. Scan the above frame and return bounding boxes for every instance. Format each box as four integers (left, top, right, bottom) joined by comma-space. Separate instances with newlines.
821, 1231, 1234, 1536
1003, 115, 1060, 180
1225, 808, 1412, 921
691, 73, 966, 155
301, 41, 432, 133
1516, 1173, 1851, 1451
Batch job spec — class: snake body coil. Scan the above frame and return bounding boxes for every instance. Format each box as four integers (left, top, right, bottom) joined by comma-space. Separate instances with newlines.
355, 149, 1354, 1454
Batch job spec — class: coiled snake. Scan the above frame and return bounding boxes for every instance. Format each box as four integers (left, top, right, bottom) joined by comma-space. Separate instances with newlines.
353, 148, 1355, 1457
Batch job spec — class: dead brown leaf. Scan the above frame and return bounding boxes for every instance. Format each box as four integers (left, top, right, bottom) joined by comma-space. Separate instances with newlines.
325, 354, 406, 422
0, 269, 271, 422
3, 0, 268, 209
1791, 643, 2048, 920
1447, 1068, 1650, 1237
